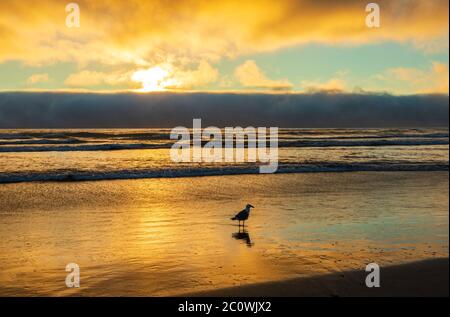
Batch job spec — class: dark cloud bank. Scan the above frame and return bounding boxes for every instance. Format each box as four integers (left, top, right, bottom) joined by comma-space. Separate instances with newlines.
0, 92, 448, 128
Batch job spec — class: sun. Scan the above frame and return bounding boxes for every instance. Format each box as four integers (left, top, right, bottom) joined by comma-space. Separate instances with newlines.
131, 66, 171, 92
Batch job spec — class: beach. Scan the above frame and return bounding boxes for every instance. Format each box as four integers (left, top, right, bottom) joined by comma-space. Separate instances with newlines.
189, 258, 449, 297
0, 171, 448, 296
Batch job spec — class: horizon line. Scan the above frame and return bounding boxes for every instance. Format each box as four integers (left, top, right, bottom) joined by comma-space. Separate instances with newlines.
1, 88, 449, 98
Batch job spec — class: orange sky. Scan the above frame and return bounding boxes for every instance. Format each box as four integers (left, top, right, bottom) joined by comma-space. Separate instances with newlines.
0, 0, 448, 93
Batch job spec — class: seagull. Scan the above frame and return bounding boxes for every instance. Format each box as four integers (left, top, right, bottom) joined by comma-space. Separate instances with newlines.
231, 204, 255, 227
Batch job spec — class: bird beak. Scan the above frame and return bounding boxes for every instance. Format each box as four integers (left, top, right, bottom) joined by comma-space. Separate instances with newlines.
250, 205, 255, 208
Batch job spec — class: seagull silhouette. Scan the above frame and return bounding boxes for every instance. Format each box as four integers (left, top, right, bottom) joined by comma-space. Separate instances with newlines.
231, 204, 254, 227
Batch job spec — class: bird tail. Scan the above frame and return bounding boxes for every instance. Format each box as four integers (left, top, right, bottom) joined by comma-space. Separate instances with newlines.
231, 217, 236, 220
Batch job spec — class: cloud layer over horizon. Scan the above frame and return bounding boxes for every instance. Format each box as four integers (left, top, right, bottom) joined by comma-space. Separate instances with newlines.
0, 92, 448, 128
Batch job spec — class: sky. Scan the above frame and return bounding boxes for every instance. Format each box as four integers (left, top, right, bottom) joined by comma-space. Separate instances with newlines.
0, 0, 448, 95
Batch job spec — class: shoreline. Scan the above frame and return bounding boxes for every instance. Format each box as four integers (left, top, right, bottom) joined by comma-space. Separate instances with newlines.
184, 258, 449, 297
1, 169, 448, 185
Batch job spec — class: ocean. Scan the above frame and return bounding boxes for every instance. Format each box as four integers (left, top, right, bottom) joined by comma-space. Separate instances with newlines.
0, 128, 448, 183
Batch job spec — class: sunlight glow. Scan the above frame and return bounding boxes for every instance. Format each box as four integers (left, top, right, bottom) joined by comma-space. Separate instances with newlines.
131, 66, 171, 92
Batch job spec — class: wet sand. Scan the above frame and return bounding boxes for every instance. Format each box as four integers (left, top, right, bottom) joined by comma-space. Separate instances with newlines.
187, 258, 449, 297
0, 172, 448, 296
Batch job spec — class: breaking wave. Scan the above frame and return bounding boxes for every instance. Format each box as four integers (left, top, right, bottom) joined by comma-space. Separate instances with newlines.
0, 163, 448, 184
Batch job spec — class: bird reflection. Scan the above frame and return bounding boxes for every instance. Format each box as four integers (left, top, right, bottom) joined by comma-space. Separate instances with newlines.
232, 228, 254, 247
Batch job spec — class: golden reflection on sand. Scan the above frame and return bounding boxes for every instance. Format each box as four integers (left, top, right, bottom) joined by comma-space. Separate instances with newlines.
0, 172, 448, 296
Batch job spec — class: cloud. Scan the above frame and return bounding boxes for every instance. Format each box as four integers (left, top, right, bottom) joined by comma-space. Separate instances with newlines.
163, 61, 219, 90
0, 0, 447, 68
131, 61, 219, 91
382, 62, 449, 94
64, 70, 133, 87
235, 60, 293, 90
0, 92, 448, 128
26, 73, 50, 85
300, 78, 347, 93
